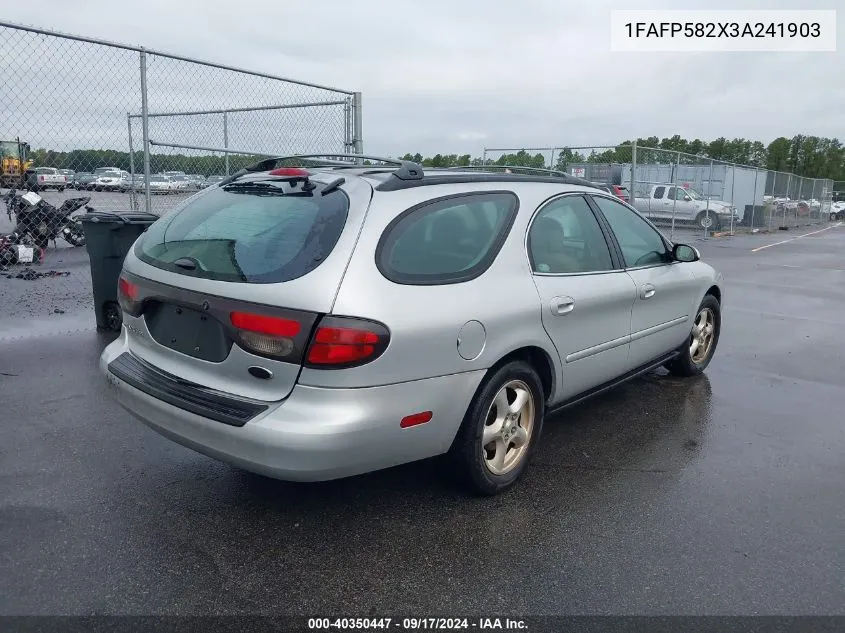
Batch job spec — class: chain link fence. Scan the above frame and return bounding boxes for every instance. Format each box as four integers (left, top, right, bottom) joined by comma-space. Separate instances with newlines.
0, 20, 360, 274
482, 144, 835, 242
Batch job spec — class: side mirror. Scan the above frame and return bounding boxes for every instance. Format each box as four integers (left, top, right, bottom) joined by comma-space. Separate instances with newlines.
683, 195, 692, 201
672, 243, 700, 262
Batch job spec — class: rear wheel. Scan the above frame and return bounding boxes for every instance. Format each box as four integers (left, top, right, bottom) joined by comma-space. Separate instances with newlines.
665, 294, 721, 377
451, 360, 544, 495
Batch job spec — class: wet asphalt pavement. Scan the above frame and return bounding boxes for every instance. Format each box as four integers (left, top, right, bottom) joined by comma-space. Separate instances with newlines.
1, 223, 844, 616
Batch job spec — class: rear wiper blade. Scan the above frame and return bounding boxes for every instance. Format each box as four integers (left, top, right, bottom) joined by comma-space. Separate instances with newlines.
221, 182, 289, 196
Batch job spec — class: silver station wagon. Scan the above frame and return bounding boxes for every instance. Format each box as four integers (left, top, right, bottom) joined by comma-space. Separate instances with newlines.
101, 156, 723, 495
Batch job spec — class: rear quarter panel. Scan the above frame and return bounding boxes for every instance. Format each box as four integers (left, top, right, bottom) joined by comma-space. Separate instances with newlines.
300, 182, 599, 401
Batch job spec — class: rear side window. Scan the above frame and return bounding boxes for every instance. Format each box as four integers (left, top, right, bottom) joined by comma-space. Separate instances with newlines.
653, 186, 665, 199
376, 192, 519, 285
136, 183, 349, 284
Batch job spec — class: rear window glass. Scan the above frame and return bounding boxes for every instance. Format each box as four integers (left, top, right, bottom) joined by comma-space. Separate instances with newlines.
376, 192, 518, 285
135, 182, 349, 284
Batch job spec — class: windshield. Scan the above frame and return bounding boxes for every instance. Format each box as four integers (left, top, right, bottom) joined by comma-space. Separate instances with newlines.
136, 181, 350, 284
0, 141, 22, 157
94, 168, 119, 175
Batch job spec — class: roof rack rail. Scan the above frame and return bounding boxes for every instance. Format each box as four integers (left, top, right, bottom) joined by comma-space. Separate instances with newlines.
443, 165, 570, 178
245, 154, 424, 181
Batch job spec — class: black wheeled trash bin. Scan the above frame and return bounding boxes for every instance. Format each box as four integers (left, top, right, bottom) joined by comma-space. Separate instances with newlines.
81, 211, 158, 332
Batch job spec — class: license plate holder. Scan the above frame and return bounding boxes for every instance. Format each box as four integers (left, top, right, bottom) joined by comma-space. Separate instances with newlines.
145, 302, 231, 362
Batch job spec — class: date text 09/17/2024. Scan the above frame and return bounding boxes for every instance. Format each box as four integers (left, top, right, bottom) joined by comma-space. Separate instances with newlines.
307, 618, 528, 630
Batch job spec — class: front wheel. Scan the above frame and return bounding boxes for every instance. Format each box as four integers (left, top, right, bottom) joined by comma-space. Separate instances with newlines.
696, 211, 721, 232
665, 294, 721, 377
451, 360, 545, 495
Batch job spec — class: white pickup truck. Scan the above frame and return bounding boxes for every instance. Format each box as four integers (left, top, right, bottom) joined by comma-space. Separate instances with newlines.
30, 167, 68, 191
632, 184, 739, 230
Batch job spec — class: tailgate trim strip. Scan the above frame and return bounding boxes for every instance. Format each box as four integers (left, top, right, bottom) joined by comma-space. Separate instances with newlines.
108, 352, 268, 427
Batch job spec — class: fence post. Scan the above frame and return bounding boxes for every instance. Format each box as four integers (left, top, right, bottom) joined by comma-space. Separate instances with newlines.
482, 149, 487, 166
751, 167, 759, 231
785, 173, 792, 228
729, 163, 736, 234
127, 113, 137, 211
139, 49, 152, 213
223, 111, 230, 176
630, 141, 637, 216
670, 150, 681, 240
549, 149, 555, 171
705, 159, 713, 238
352, 91, 363, 158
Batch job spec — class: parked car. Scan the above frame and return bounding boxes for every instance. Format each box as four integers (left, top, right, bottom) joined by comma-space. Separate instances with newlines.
59, 169, 75, 183
29, 167, 67, 191
93, 167, 122, 177
73, 172, 97, 190
186, 174, 205, 190
100, 157, 724, 495
589, 182, 630, 202
94, 171, 129, 192
632, 184, 739, 230
830, 201, 845, 221
148, 174, 176, 194
169, 175, 192, 192
128, 174, 147, 192
203, 175, 225, 188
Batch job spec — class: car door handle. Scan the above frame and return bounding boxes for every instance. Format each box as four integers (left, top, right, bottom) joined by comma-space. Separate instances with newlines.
551, 296, 575, 315
640, 284, 656, 300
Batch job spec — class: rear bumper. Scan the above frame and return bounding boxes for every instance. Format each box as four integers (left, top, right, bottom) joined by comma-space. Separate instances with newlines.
100, 333, 485, 481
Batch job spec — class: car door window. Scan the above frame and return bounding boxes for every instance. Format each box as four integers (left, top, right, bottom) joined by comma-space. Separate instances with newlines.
591, 196, 670, 268
528, 195, 614, 274
376, 192, 518, 284
653, 186, 665, 199
670, 187, 689, 201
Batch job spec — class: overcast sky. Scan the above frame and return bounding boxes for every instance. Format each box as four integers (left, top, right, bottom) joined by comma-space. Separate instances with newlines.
2, 0, 843, 158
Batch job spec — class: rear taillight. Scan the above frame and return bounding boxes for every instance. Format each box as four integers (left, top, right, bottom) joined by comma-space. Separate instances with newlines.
117, 276, 140, 314
305, 316, 390, 369
230, 311, 302, 359
39, 175, 44, 181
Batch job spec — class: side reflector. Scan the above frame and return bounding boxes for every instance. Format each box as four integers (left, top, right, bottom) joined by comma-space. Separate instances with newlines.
230, 312, 301, 337
400, 411, 432, 429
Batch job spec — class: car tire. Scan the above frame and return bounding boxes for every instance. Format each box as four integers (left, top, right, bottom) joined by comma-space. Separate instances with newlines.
695, 211, 720, 232
450, 360, 545, 495
665, 294, 721, 377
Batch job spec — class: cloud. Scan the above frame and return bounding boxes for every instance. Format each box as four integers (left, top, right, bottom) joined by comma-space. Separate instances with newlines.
456, 132, 489, 142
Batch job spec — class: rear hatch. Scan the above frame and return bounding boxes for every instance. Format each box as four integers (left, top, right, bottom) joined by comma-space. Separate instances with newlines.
117, 171, 374, 403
